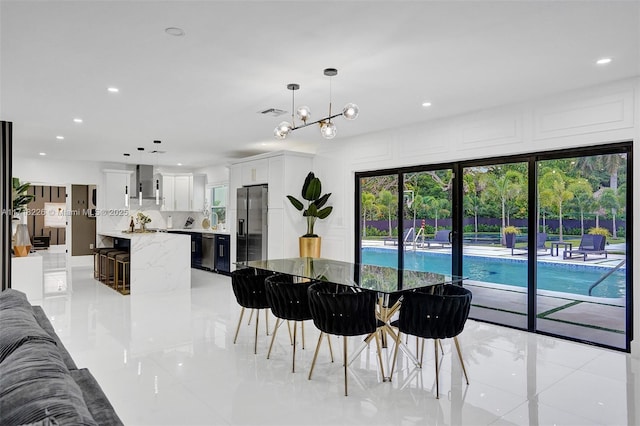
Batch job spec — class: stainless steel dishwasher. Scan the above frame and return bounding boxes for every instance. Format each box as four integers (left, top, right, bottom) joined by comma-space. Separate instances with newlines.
201, 234, 216, 270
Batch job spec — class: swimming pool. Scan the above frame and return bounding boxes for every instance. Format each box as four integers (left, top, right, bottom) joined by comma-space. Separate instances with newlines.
362, 247, 626, 298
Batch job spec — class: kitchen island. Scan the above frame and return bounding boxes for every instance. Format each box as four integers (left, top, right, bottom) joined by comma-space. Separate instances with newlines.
98, 231, 191, 295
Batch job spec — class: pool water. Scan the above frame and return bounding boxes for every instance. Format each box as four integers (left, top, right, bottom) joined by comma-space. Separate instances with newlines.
362, 247, 626, 298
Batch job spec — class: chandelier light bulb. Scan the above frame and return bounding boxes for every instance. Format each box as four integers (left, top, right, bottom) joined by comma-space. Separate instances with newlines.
296, 106, 311, 123
320, 121, 337, 139
342, 103, 359, 120
274, 127, 287, 140
274, 121, 292, 139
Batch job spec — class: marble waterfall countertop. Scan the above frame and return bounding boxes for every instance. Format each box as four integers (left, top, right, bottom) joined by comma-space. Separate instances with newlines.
98, 231, 191, 295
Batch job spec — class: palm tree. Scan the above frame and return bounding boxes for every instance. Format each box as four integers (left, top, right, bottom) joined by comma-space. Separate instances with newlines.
539, 171, 573, 241
361, 191, 376, 238
567, 179, 594, 235
378, 190, 395, 237
600, 188, 619, 238
486, 169, 524, 243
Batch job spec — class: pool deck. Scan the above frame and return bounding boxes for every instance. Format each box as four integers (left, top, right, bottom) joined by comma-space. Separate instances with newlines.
363, 240, 628, 349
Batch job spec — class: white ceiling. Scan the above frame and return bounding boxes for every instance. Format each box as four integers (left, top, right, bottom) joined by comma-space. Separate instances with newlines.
1, 1, 639, 169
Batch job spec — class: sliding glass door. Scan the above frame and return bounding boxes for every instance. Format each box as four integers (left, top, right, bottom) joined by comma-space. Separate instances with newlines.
402, 170, 453, 276
355, 142, 632, 351
358, 174, 400, 268
462, 161, 529, 329
535, 154, 628, 348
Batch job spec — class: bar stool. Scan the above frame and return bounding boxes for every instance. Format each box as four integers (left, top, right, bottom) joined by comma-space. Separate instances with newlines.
114, 253, 130, 294
95, 248, 117, 282
106, 250, 127, 287
99, 249, 121, 283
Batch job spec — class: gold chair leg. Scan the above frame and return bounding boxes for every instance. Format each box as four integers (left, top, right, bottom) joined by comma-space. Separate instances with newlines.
439, 339, 445, 355
254, 309, 260, 354
434, 339, 440, 399
390, 331, 402, 381
292, 321, 297, 373
327, 333, 334, 362
287, 321, 293, 345
265, 309, 269, 336
454, 336, 469, 385
420, 338, 425, 367
233, 307, 246, 344
301, 321, 305, 349
343, 337, 348, 396
374, 331, 385, 381
247, 309, 254, 325
308, 332, 324, 380
267, 318, 281, 359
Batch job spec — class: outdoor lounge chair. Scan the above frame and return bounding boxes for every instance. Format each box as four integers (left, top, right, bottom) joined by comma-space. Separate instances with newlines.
511, 232, 548, 256
563, 234, 608, 261
425, 230, 451, 248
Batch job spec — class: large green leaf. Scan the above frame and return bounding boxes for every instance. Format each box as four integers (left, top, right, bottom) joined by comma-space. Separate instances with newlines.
301, 172, 315, 198
317, 206, 333, 219
286, 195, 304, 211
304, 177, 321, 201
306, 203, 318, 217
314, 193, 331, 209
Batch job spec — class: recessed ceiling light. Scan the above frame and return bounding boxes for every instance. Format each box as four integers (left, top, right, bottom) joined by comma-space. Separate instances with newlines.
177, 163, 182, 166
165, 27, 185, 37
596, 58, 612, 65
39, 152, 46, 156
73, 118, 83, 123
56, 136, 64, 140
107, 87, 119, 93
422, 102, 432, 107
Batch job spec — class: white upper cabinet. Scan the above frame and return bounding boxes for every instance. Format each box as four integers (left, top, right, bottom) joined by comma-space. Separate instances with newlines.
174, 175, 193, 211
162, 173, 202, 211
104, 170, 132, 210
161, 174, 176, 211
241, 159, 268, 185
192, 174, 207, 212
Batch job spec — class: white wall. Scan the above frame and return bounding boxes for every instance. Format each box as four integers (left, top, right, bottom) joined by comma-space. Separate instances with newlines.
13, 157, 105, 186
313, 77, 639, 356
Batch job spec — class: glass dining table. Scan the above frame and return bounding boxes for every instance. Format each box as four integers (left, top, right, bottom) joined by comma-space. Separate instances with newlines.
235, 257, 465, 294
236, 257, 465, 380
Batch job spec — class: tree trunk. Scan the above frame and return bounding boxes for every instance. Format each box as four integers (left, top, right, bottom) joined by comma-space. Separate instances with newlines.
362, 207, 367, 237
612, 209, 617, 239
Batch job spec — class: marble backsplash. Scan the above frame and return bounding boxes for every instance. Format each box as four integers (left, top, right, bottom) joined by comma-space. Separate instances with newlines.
99, 199, 222, 232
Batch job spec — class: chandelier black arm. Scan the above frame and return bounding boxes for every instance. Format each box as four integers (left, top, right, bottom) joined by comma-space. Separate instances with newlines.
291, 113, 343, 131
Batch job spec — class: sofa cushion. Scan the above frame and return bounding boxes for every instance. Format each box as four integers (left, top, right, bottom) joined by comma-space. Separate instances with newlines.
70, 369, 124, 426
31, 306, 77, 370
0, 290, 55, 364
0, 340, 97, 426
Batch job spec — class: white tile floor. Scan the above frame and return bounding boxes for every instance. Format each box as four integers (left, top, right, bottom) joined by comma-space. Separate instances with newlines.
38, 251, 639, 426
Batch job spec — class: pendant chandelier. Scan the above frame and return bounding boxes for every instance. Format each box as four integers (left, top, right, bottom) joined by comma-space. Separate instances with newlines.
274, 68, 359, 140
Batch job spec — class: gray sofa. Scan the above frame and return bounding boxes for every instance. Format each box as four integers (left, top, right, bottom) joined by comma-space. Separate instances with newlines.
0, 289, 123, 425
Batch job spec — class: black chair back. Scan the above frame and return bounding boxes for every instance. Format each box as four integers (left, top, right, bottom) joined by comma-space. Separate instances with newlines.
265, 275, 313, 322
231, 268, 273, 310
308, 282, 378, 337
398, 285, 472, 340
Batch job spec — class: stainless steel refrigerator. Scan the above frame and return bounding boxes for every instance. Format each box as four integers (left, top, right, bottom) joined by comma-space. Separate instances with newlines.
236, 185, 268, 262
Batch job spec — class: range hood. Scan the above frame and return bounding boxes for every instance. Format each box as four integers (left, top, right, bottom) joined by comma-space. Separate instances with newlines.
132, 164, 156, 199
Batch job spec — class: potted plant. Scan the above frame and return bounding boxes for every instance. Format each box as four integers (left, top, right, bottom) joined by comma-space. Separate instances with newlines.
503, 225, 520, 249
12, 178, 35, 256
287, 172, 333, 258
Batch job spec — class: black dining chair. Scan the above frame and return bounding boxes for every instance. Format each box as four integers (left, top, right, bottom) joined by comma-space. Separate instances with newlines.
389, 284, 472, 399
265, 275, 333, 373
307, 281, 385, 396
231, 267, 274, 354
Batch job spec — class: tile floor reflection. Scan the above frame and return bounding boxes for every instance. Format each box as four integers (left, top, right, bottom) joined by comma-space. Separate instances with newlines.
39, 251, 639, 426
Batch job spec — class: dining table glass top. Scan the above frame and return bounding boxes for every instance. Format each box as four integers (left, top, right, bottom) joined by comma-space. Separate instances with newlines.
236, 257, 465, 294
